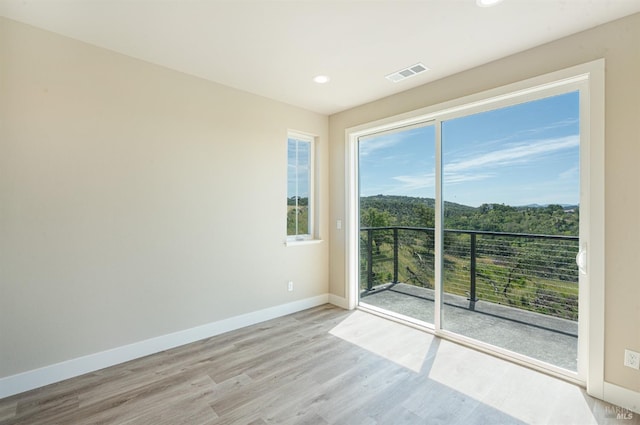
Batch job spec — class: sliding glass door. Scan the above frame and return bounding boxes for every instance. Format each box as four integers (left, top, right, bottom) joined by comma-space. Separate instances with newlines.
351, 72, 593, 380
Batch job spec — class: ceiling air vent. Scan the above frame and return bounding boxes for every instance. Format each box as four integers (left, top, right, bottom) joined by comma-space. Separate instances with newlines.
385, 63, 430, 83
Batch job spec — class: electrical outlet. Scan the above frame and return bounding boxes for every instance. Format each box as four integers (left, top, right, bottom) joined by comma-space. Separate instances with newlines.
624, 349, 640, 370
287, 281, 294, 292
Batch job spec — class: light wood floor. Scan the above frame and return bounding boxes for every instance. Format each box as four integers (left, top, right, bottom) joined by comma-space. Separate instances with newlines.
0, 305, 636, 425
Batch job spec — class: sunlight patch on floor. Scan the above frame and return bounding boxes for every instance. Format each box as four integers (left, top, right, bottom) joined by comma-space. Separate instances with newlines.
426, 337, 597, 423
330, 310, 602, 424
329, 310, 434, 373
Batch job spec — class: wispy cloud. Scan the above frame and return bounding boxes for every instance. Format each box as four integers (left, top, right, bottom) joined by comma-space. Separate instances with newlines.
446, 118, 579, 155
359, 135, 403, 157
446, 135, 578, 173
509, 118, 579, 139
391, 171, 496, 192
444, 172, 496, 184
392, 173, 435, 191
359, 126, 429, 157
387, 134, 578, 194
559, 165, 579, 180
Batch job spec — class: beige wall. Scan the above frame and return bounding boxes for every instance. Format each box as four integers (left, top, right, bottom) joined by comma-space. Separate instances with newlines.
0, 17, 329, 378
329, 13, 640, 392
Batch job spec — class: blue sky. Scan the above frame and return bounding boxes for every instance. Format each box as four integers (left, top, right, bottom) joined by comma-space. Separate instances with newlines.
288, 138, 311, 198
359, 91, 580, 207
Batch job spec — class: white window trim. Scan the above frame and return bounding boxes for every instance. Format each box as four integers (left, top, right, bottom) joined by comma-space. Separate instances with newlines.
345, 59, 604, 397
287, 131, 317, 244
285, 239, 323, 247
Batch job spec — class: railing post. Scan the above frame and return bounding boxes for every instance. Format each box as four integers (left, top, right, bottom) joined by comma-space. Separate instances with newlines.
393, 228, 399, 283
469, 233, 478, 302
367, 228, 373, 291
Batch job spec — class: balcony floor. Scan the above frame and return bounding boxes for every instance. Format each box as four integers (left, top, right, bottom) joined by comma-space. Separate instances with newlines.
360, 283, 578, 371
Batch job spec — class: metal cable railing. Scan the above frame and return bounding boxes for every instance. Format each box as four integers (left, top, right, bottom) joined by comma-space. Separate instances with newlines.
360, 226, 579, 320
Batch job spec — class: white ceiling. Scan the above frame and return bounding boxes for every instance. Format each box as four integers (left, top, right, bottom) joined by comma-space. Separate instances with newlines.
1, 1, 640, 115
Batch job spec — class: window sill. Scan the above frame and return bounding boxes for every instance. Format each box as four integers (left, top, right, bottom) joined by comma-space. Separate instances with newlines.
285, 239, 323, 247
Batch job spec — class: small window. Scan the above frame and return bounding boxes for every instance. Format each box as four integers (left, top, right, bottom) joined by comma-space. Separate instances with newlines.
287, 133, 314, 240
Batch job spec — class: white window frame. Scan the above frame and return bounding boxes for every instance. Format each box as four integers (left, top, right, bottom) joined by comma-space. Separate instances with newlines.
345, 60, 604, 396
287, 131, 317, 244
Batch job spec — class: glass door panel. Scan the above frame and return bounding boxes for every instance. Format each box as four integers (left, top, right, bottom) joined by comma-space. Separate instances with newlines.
358, 123, 436, 325
441, 92, 580, 371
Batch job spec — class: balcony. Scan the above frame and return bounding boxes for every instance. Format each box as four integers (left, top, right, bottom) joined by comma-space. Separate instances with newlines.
359, 226, 579, 371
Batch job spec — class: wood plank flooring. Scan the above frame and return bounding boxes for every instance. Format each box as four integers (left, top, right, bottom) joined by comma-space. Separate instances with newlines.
0, 305, 636, 424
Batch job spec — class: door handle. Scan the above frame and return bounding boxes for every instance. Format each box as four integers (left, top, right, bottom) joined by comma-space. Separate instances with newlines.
576, 244, 587, 275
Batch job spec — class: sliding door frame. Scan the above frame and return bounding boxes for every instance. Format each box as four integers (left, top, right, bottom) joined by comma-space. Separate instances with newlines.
344, 59, 604, 397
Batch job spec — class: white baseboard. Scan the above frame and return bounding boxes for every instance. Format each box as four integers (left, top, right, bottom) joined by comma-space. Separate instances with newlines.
603, 382, 640, 414
0, 294, 329, 399
328, 294, 349, 309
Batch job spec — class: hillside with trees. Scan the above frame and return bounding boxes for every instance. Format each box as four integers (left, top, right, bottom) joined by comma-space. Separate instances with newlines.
360, 195, 578, 235
359, 195, 579, 320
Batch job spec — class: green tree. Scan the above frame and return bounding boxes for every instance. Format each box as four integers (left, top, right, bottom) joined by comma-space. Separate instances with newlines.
361, 208, 392, 254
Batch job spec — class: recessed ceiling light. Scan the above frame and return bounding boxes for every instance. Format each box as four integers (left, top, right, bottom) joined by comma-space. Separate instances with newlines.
476, 0, 504, 7
313, 75, 330, 84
